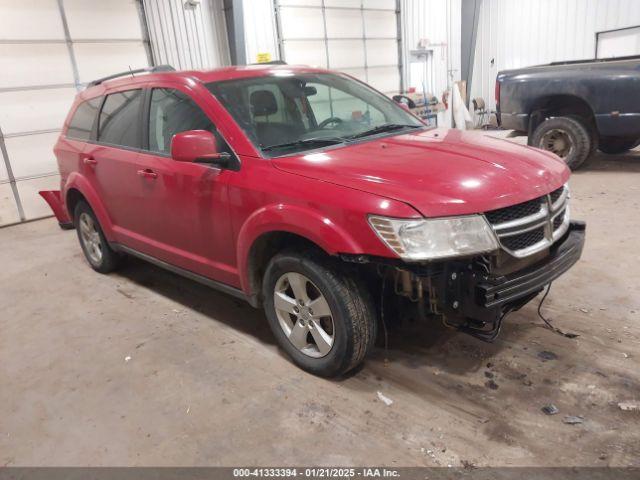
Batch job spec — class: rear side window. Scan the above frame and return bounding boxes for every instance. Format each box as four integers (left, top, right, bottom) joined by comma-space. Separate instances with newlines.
98, 89, 143, 148
67, 97, 102, 141
148, 88, 217, 154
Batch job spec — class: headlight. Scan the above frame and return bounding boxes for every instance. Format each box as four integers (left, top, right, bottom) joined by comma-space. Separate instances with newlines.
368, 215, 499, 261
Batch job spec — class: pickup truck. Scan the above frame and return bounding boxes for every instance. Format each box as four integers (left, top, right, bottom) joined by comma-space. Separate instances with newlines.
496, 55, 640, 169
41, 64, 585, 377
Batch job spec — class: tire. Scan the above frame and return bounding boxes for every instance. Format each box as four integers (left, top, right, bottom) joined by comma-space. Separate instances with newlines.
598, 137, 639, 154
74, 201, 121, 273
529, 116, 592, 170
262, 250, 377, 377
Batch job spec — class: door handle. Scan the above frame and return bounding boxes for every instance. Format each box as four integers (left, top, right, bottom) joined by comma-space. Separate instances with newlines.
137, 169, 158, 179
83, 156, 97, 166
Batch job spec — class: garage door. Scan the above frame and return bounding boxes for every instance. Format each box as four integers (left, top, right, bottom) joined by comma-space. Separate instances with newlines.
274, 0, 402, 95
0, 0, 152, 227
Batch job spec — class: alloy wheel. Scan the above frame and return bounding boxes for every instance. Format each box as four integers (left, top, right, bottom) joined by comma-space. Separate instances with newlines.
273, 272, 335, 358
78, 212, 103, 265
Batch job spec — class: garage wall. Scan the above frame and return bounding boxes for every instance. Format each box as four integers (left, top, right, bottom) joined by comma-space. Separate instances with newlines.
470, 0, 640, 112
0, 0, 151, 227
143, 0, 230, 69
401, 0, 461, 98
243, 0, 460, 99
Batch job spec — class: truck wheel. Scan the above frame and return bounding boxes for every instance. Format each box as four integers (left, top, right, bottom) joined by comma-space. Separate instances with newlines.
598, 137, 639, 154
529, 116, 591, 170
74, 201, 121, 273
262, 250, 377, 377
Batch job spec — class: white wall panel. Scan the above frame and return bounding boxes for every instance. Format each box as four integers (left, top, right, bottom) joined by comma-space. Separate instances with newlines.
0, 88, 76, 135
74, 42, 149, 83
284, 40, 327, 66
325, 9, 363, 38
367, 38, 397, 66
470, 0, 640, 112
0, 44, 75, 89
0, 0, 64, 40
4, 132, 60, 180
65, 0, 143, 39
327, 40, 364, 68
280, 7, 325, 38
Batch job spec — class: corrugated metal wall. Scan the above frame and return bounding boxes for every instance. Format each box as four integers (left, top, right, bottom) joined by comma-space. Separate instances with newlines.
401, 0, 461, 98
143, 0, 230, 69
470, 0, 640, 112
243, 0, 279, 64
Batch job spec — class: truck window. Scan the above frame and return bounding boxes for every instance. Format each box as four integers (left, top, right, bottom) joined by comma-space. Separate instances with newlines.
67, 97, 103, 141
98, 89, 143, 149
148, 88, 228, 155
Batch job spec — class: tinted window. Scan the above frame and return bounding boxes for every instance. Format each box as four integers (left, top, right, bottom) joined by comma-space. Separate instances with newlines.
149, 88, 221, 154
98, 89, 143, 148
67, 97, 102, 140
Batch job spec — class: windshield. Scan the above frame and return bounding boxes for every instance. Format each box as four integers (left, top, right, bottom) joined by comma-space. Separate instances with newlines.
206, 73, 424, 156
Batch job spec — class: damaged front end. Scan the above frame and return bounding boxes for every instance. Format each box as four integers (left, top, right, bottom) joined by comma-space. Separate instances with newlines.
344, 220, 585, 343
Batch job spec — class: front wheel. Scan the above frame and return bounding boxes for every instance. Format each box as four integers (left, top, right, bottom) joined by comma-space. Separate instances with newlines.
598, 137, 639, 154
262, 251, 377, 377
529, 116, 592, 170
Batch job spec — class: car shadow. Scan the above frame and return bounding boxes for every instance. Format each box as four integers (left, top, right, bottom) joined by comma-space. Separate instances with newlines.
115, 256, 276, 346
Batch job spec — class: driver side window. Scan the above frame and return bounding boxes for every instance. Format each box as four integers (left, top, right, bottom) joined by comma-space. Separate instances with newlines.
148, 88, 229, 155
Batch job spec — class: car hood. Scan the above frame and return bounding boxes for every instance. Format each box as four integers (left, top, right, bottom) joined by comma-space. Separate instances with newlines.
272, 128, 570, 217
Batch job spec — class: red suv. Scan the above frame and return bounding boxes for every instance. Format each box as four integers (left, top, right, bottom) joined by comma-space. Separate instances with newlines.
41, 64, 585, 377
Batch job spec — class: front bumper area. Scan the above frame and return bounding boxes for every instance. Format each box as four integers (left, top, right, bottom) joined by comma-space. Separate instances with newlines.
436, 221, 585, 339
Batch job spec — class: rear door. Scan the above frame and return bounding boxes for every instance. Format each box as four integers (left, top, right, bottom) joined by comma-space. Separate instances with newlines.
83, 88, 145, 242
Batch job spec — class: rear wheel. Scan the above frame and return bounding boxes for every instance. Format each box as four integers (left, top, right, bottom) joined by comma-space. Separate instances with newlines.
529, 116, 591, 170
262, 250, 376, 377
598, 137, 639, 154
74, 201, 121, 273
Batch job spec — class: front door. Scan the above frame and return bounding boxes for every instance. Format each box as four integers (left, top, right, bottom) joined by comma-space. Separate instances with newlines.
131, 87, 237, 285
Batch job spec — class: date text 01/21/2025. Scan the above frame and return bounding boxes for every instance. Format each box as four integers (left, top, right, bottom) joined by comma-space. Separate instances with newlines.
232, 468, 400, 477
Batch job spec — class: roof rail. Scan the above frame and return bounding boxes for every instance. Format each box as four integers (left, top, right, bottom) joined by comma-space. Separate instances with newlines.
87, 65, 176, 87
250, 60, 287, 66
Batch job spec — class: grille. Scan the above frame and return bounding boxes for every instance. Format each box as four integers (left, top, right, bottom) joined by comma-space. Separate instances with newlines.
501, 227, 545, 251
484, 197, 543, 225
553, 209, 565, 230
483, 183, 569, 258
549, 186, 564, 204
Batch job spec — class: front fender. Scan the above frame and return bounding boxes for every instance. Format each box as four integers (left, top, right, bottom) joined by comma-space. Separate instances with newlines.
236, 203, 363, 293
64, 173, 116, 241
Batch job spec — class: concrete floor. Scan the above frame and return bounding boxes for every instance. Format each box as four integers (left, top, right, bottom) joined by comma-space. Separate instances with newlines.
1, 141, 639, 467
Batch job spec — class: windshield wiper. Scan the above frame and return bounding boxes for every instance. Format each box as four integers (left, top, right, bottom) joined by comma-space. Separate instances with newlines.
261, 137, 347, 152
346, 123, 421, 140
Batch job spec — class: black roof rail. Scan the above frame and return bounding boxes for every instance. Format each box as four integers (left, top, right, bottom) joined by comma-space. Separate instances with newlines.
250, 60, 287, 66
87, 65, 176, 87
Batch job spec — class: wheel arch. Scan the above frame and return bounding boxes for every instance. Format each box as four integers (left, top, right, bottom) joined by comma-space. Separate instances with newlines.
528, 94, 596, 136
236, 204, 363, 306
64, 173, 115, 240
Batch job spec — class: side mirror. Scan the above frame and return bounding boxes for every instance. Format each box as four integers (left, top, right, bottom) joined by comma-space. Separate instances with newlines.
171, 130, 231, 168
